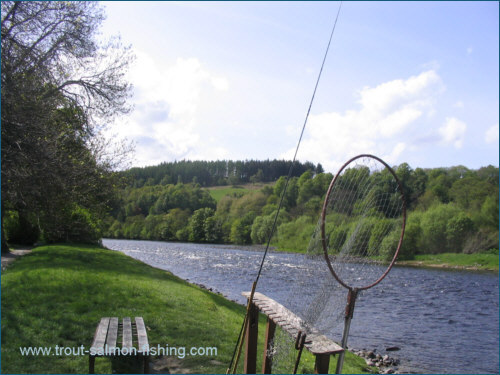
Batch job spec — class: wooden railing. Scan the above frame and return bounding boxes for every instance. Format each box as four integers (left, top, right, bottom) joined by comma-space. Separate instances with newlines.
242, 292, 343, 374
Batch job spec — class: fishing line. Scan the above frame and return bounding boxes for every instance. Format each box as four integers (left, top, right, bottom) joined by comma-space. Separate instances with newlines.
227, 2, 343, 373
255, 0, 343, 285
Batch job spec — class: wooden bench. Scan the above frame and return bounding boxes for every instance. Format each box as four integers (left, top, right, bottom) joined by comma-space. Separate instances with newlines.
89, 317, 149, 374
242, 292, 343, 374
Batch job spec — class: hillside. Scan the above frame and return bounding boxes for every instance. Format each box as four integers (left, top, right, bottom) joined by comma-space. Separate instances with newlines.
84, 162, 500, 262
124, 159, 323, 187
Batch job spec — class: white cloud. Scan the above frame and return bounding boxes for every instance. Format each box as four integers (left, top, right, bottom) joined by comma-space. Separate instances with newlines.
438, 117, 467, 148
485, 124, 499, 144
109, 50, 230, 166
282, 70, 445, 171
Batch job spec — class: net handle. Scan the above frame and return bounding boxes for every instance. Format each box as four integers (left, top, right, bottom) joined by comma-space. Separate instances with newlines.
320, 154, 407, 291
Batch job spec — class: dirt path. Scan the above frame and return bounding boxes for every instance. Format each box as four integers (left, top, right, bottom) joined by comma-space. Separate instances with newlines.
1, 248, 33, 271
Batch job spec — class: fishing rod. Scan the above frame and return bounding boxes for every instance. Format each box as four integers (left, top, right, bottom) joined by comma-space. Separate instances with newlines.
227, 2, 343, 373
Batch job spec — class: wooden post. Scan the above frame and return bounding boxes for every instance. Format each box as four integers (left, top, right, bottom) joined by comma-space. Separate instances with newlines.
314, 353, 330, 374
244, 302, 259, 374
262, 317, 276, 374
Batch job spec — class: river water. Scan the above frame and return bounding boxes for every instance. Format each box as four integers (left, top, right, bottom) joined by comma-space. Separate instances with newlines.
103, 239, 499, 374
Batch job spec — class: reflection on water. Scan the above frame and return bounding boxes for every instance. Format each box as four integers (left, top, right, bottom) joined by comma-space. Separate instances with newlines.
103, 239, 499, 374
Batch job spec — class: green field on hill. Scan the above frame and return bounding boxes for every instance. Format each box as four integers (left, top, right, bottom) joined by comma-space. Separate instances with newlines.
207, 183, 273, 202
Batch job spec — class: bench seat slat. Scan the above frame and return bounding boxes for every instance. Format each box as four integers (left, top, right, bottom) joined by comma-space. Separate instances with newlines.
122, 317, 133, 349
106, 317, 119, 349
135, 317, 149, 353
91, 317, 110, 351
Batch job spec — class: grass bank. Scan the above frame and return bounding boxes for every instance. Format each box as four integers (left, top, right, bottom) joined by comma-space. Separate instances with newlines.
270, 236, 498, 272
395, 250, 499, 271
1, 244, 372, 374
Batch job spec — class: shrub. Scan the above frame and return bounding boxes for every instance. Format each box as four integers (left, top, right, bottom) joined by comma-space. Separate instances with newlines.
325, 223, 349, 254
379, 229, 401, 261
368, 218, 395, 256
176, 227, 190, 242
446, 213, 474, 252
3, 210, 39, 245
276, 216, 316, 252
343, 219, 374, 256
419, 203, 461, 254
463, 228, 499, 254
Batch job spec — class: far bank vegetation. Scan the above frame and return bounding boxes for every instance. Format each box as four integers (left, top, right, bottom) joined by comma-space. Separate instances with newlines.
9, 160, 494, 261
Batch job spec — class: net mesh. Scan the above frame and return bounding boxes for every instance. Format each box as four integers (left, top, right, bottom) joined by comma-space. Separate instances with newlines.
320, 155, 405, 289
266, 155, 405, 373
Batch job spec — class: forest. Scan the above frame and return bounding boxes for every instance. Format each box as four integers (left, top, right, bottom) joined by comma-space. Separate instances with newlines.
96, 161, 498, 260
124, 159, 324, 187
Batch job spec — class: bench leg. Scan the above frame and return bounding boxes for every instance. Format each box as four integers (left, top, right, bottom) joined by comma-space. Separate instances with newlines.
143, 354, 149, 374
314, 353, 330, 374
262, 318, 276, 374
244, 302, 259, 374
89, 355, 95, 374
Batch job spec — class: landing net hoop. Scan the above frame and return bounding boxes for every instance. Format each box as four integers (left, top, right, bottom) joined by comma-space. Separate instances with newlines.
320, 154, 406, 373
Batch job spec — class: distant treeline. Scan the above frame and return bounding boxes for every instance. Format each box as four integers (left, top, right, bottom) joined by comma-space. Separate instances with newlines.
102, 162, 499, 259
124, 159, 324, 187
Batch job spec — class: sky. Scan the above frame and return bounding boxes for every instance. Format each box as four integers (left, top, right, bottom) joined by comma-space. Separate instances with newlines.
100, 1, 499, 173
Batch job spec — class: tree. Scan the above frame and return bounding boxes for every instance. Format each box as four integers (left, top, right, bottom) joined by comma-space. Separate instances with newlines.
449, 176, 496, 211
203, 215, 222, 243
188, 208, 215, 242
396, 163, 414, 207
250, 210, 289, 244
476, 165, 499, 185
425, 169, 451, 203
480, 195, 499, 230
409, 168, 428, 207
315, 163, 324, 175
230, 212, 256, 244
250, 169, 264, 183
1, 2, 133, 251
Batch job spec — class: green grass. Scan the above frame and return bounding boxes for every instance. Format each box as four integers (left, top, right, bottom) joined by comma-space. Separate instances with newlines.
208, 186, 249, 202
397, 250, 499, 271
1, 244, 373, 374
207, 183, 273, 202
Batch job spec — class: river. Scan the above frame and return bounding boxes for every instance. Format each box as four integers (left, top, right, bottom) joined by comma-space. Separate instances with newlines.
103, 239, 499, 374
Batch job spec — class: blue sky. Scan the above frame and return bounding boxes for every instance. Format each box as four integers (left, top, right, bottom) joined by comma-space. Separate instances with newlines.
100, 1, 499, 172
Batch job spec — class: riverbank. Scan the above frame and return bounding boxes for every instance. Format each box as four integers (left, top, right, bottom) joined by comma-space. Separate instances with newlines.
395, 251, 499, 272
269, 247, 499, 272
1, 243, 373, 374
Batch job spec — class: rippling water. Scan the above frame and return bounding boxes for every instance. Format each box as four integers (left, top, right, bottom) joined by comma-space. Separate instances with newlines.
103, 239, 499, 374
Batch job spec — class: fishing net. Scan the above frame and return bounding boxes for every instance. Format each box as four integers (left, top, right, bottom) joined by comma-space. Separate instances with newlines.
268, 154, 406, 373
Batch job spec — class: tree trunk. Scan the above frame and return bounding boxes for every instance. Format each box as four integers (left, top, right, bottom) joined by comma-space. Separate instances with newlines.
1, 203, 10, 254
